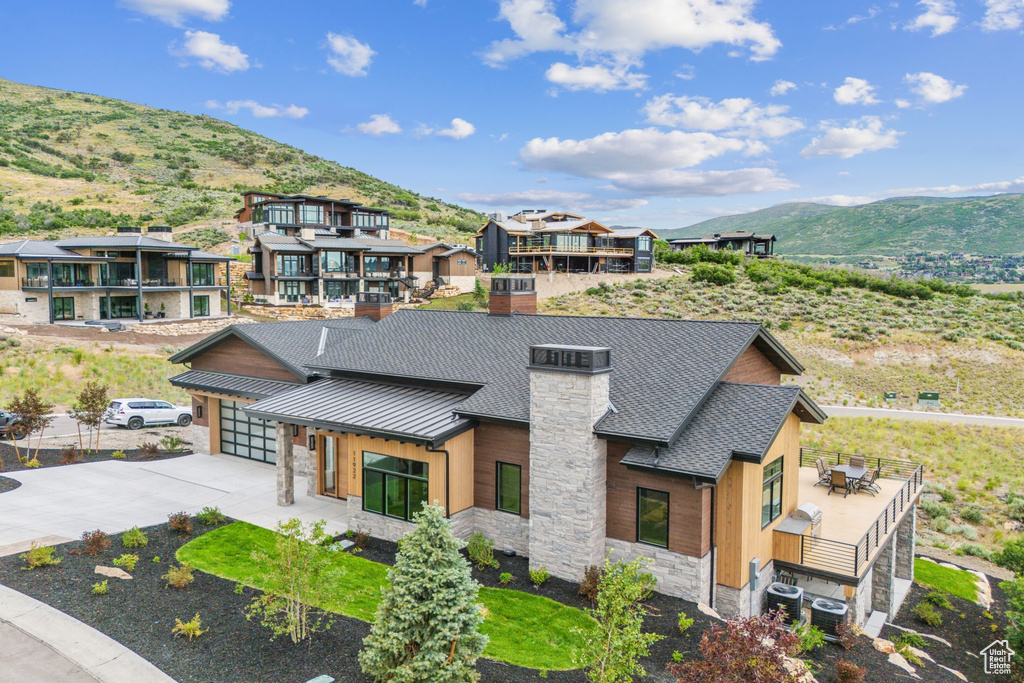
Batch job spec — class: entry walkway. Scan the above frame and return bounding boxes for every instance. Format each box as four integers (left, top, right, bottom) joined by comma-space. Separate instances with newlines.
0, 453, 349, 556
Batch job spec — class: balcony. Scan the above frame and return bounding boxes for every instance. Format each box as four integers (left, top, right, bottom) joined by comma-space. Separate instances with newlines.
363, 270, 409, 279
509, 245, 634, 256
772, 448, 924, 580
22, 278, 96, 288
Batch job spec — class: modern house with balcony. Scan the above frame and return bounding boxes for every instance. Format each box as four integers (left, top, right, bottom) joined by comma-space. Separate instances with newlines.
236, 192, 391, 239
475, 210, 657, 274
669, 231, 777, 258
168, 277, 921, 628
0, 226, 232, 324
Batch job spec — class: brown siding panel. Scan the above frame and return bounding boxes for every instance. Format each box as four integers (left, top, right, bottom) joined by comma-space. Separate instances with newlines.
189, 335, 298, 381
606, 442, 710, 557
191, 395, 209, 427
722, 344, 781, 385
473, 422, 530, 518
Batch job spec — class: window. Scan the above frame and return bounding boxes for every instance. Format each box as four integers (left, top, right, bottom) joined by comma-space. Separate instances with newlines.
761, 457, 784, 528
0, 260, 13, 278
193, 295, 210, 317
191, 263, 215, 286
496, 462, 522, 515
324, 280, 358, 301
52, 297, 75, 320
321, 251, 354, 273
276, 254, 303, 276
637, 488, 669, 548
636, 257, 651, 273
637, 236, 652, 252
254, 203, 295, 224
25, 262, 48, 280
102, 296, 139, 319
220, 399, 276, 463
362, 452, 428, 521
278, 280, 304, 302
299, 204, 324, 224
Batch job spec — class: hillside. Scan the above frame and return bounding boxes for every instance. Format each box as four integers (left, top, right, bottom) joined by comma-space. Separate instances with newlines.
660, 195, 1024, 256
0, 77, 483, 238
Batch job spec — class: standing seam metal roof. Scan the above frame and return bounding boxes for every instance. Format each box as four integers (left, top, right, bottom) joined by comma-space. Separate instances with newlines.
168, 371, 301, 400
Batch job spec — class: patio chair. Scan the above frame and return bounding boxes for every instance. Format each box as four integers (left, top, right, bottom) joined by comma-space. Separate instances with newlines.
828, 469, 853, 498
849, 455, 866, 469
857, 468, 881, 496
814, 458, 831, 487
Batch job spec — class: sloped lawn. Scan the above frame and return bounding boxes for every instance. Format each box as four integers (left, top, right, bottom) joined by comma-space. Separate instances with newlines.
912, 557, 979, 602
177, 521, 597, 670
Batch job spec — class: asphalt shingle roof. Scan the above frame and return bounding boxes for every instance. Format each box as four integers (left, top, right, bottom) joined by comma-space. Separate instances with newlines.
307, 310, 789, 444
620, 383, 812, 480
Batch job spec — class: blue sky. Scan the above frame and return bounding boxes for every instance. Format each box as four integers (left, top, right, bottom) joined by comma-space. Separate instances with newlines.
2, 0, 1023, 228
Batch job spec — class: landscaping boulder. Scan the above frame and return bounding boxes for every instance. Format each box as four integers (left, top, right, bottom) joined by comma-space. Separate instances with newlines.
95, 566, 132, 580
873, 638, 896, 654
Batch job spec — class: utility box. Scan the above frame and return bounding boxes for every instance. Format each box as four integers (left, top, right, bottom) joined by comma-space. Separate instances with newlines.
883, 391, 897, 401
918, 391, 940, 407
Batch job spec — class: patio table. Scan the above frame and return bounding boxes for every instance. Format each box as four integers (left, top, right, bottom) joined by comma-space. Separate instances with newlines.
831, 465, 868, 493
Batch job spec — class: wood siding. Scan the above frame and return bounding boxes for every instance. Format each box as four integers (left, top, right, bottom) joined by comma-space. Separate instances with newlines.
191, 395, 209, 427
189, 334, 299, 381
606, 442, 711, 557
473, 422, 530, 518
722, 344, 781, 385
488, 292, 537, 315
316, 430, 350, 498
715, 412, 801, 589
438, 254, 475, 278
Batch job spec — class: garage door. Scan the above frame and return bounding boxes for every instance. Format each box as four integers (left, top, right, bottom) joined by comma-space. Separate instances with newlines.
220, 400, 277, 463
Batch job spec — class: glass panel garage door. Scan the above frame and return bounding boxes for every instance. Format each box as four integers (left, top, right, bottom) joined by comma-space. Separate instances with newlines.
220, 400, 277, 463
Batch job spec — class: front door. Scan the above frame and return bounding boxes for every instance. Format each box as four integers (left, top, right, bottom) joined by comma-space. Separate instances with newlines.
319, 433, 347, 498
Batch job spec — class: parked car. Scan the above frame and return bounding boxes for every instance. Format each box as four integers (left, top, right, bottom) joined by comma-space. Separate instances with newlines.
105, 399, 192, 430
0, 410, 28, 440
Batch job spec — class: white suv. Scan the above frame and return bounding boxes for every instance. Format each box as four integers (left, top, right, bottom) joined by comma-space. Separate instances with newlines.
105, 399, 192, 430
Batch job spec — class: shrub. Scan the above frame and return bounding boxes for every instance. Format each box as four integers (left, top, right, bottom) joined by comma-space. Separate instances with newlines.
20, 544, 60, 570
995, 537, 1024, 576
79, 529, 111, 556
24, 458, 40, 468
579, 564, 605, 602
894, 632, 927, 650
912, 601, 942, 627
1008, 498, 1024, 522
920, 501, 951, 518
960, 504, 985, 524
691, 262, 736, 286
195, 506, 225, 526
159, 435, 185, 453
111, 450, 126, 460
113, 554, 139, 572
168, 511, 193, 535
92, 580, 108, 596
669, 611, 799, 682
835, 621, 858, 650
499, 572, 513, 584
172, 614, 208, 641
677, 611, 695, 635
121, 526, 149, 548
163, 564, 195, 589
1002, 576, 1024, 656
60, 445, 81, 464
529, 566, 550, 586
352, 530, 370, 551
139, 441, 161, 458
793, 622, 825, 653
956, 543, 991, 559
924, 591, 952, 610
835, 659, 865, 683
465, 532, 499, 570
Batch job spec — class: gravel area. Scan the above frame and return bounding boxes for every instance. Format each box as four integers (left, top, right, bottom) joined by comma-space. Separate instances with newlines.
0, 441, 191, 473
0, 474, 21, 494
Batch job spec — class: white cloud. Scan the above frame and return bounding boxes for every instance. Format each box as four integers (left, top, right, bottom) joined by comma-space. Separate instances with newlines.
436, 118, 476, 139
801, 116, 902, 159
206, 100, 308, 118
119, 0, 228, 26
769, 79, 797, 96
801, 194, 875, 206
846, 6, 881, 24
905, 0, 958, 36
833, 77, 880, 105
982, 0, 1024, 30
325, 33, 375, 76
414, 0, 427, 5
643, 94, 803, 138
905, 72, 966, 104
890, 176, 1024, 195
675, 64, 696, 80
895, 98, 912, 108
482, 0, 573, 65
545, 62, 647, 92
455, 189, 647, 211
519, 127, 794, 196
355, 114, 402, 136
176, 31, 248, 73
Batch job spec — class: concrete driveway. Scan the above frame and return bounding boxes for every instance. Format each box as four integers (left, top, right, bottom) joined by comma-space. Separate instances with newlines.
0, 454, 349, 557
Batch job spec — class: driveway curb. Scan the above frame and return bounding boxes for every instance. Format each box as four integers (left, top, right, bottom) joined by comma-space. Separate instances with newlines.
0, 584, 176, 683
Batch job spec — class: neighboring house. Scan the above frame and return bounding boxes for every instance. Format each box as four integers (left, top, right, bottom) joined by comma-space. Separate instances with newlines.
0, 226, 232, 324
237, 192, 391, 240
408, 242, 478, 294
168, 278, 922, 626
668, 231, 776, 258
475, 210, 657, 274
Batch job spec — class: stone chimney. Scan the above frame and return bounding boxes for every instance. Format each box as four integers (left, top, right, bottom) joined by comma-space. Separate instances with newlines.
488, 276, 537, 315
147, 225, 173, 241
116, 226, 142, 234
354, 291, 393, 321
527, 344, 612, 581
300, 227, 317, 241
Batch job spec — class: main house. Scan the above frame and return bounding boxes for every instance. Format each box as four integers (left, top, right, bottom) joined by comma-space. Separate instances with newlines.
669, 231, 777, 258
475, 210, 657, 275
168, 279, 921, 626
237, 192, 392, 240
0, 226, 232, 324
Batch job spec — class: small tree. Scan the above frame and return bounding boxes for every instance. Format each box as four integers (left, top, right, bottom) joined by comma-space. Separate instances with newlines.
244, 518, 340, 644
6, 389, 54, 463
669, 611, 801, 683
575, 555, 663, 683
995, 537, 1024, 577
1001, 575, 1024, 655
359, 503, 487, 682
68, 381, 109, 452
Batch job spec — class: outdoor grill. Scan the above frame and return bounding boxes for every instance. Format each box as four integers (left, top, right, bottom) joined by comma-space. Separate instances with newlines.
811, 598, 849, 639
765, 582, 804, 624
792, 502, 823, 537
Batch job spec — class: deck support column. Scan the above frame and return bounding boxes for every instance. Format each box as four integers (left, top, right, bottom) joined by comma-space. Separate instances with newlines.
895, 508, 916, 582
276, 423, 294, 506
871, 535, 897, 618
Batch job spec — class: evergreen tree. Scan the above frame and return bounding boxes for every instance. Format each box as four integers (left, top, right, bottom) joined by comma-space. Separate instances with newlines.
359, 504, 487, 682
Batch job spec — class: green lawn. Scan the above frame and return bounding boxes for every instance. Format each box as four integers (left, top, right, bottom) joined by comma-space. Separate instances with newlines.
416, 293, 486, 310
913, 557, 979, 602
177, 522, 597, 670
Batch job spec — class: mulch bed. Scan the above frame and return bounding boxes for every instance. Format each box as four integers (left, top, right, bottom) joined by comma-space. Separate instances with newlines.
0, 474, 21, 494
0, 441, 191, 473
0, 520, 963, 683
881, 565, 1017, 682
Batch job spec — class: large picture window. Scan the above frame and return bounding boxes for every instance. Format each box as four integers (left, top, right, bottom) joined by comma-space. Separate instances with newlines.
299, 204, 324, 224
496, 462, 521, 515
362, 452, 428, 521
324, 280, 358, 301
321, 251, 355, 273
637, 236, 652, 252
276, 254, 304, 276
191, 263, 215, 286
52, 297, 75, 321
762, 457, 784, 528
637, 488, 669, 548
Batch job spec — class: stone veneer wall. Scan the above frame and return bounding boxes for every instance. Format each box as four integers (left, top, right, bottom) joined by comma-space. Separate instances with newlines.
192, 424, 210, 455
528, 369, 609, 581
606, 538, 712, 604
895, 507, 916, 582
872, 535, 897, 617
449, 507, 476, 540
716, 560, 775, 619
849, 566, 874, 626
472, 508, 531, 556
0, 291, 50, 322
293, 444, 309, 478
346, 495, 417, 542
